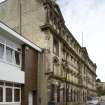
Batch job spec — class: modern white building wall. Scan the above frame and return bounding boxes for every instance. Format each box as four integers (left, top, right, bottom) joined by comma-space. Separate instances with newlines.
0, 22, 42, 105
0, 32, 23, 105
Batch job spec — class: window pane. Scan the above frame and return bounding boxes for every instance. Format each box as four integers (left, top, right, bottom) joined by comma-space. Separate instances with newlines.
6, 88, 12, 102
0, 87, 3, 102
6, 47, 12, 62
0, 44, 4, 59
14, 89, 20, 102
15, 51, 20, 65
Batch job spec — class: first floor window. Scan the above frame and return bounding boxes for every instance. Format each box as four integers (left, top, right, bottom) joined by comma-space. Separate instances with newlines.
15, 51, 20, 65
6, 88, 12, 102
6, 47, 13, 63
0, 44, 4, 59
14, 89, 20, 102
0, 87, 3, 102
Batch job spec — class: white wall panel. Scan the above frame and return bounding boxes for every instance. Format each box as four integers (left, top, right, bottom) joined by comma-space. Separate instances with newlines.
0, 61, 24, 84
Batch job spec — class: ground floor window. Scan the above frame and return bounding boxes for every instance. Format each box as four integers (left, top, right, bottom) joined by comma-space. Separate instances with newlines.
14, 88, 20, 102
0, 87, 3, 102
0, 82, 21, 104
6, 88, 12, 102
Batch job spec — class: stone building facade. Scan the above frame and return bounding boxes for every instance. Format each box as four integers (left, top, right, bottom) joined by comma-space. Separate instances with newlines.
0, 0, 97, 105
96, 82, 105, 91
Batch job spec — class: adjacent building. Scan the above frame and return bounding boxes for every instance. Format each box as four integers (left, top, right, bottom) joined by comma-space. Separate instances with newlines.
0, 0, 97, 105
96, 82, 105, 91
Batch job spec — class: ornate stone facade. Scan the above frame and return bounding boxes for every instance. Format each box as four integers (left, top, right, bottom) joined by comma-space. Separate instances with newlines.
41, 0, 97, 105
0, 0, 97, 105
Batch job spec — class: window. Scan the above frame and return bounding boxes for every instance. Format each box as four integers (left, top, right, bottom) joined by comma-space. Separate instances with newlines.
50, 84, 55, 101
15, 51, 20, 65
0, 87, 3, 102
0, 38, 22, 66
71, 89, 73, 102
62, 49, 66, 60
66, 88, 69, 102
6, 88, 12, 102
57, 85, 60, 102
63, 88, 65, 100
6, 47, 13, 63
14, 89, 20, 102
0, 44, 4, 59
0, 82, 21, 103
53, 38, 59, 56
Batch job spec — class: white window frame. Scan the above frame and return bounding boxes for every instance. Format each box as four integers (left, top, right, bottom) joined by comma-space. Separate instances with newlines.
0, 38, 22, 67
0, 82, 21, 104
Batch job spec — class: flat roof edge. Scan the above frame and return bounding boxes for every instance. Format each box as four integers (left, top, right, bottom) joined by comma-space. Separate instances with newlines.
0, 22, 42, 52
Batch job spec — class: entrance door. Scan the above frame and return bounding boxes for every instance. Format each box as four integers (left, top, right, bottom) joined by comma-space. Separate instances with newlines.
29, 92, 33, 105
28, 91, 37, 105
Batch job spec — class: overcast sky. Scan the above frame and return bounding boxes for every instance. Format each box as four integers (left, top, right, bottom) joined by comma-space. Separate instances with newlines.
57, 0, 105, 82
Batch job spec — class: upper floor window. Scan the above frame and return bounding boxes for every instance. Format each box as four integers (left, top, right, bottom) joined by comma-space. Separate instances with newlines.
50, 84, 55, 101
6, 47, 13, 63
0, 37, 21, 66
53, 37, 59, 56
15, 51, 20, 65
62, 48, 66, 60
0, 44, 4, 59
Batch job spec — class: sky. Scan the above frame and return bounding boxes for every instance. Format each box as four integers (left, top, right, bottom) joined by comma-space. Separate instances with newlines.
57, 0, 105, 82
